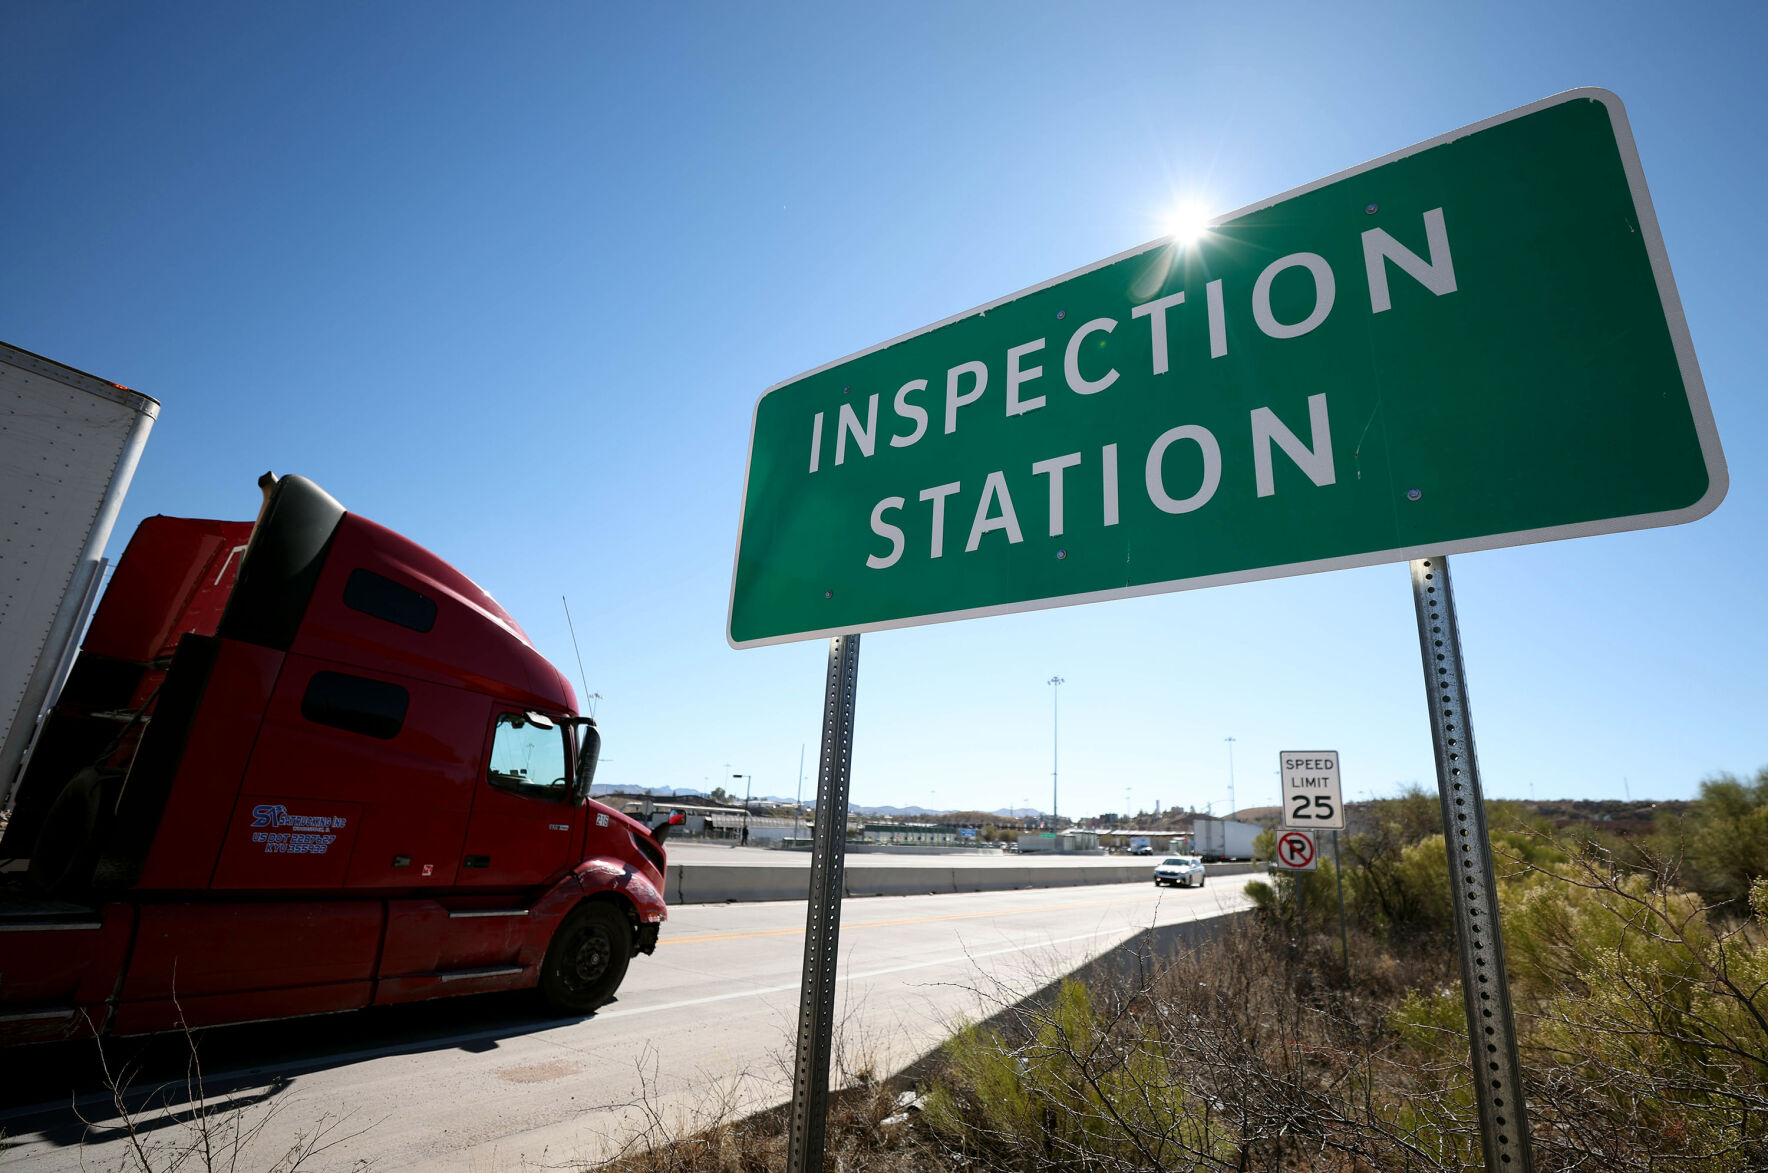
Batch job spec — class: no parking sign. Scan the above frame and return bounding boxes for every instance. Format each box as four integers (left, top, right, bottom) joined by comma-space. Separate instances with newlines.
1271, 829, 1318, 870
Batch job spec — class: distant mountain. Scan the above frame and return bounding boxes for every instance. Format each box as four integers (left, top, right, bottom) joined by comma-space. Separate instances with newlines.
850, 804, 940, 817
587, 790, 1049, 819
847, 804, 1048, 820
590, 784, 707, 799
589, 784, 802, 805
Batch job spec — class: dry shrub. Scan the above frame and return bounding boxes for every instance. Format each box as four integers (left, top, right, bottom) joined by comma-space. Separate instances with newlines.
922, 919, 1470, 1172
78, 1014, 375, 1173
589, 1021, 956, 1173
590, 1072, 948, 1173
593, 806, 1768, 1172
918, 848, 1768, 1172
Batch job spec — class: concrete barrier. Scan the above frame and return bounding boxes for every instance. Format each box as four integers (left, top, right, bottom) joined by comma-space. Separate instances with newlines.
667, 858, 1264, 904
951, 869, 1023, 894
845, 867, 952, 897
669, 864, 810, 904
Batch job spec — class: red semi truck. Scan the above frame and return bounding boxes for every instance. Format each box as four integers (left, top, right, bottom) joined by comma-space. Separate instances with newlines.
0, 474, 673, 1046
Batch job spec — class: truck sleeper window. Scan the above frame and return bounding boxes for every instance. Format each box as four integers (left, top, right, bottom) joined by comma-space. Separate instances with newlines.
344, 568, 437, 632
301, 671, 410, 739
488, 713, 569, 801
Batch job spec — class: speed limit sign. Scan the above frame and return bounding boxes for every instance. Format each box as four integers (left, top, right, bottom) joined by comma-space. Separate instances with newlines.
1280, 751, 1344, 830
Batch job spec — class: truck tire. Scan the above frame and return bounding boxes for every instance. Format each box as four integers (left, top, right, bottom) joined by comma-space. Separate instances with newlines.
539, 901, 632, 1014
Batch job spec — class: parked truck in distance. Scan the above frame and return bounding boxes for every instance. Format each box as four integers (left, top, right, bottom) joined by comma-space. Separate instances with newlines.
1128, 836, 1152, 855
0, 474, 673, 1046
1, 342, 158, 810
1192, 818, 1260, 862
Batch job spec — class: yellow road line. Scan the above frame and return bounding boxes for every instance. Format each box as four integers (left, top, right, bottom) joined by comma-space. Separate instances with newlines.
659, 891, 1166, 945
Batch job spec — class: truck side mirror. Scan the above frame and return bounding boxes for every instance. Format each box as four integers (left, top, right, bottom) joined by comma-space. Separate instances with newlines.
574, 718, 601, 801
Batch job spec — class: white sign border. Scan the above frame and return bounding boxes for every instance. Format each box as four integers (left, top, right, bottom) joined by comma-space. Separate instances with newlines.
728, 87, 1727, 650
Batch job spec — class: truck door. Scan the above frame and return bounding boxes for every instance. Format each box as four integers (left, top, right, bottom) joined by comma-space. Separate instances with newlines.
457, 711, 576, 888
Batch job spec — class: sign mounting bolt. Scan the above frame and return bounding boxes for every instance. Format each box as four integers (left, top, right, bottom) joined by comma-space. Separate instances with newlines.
1056, 310, 1066, 320
1365, 202, 1379, 214
1407, 488, 1423, 501
1056, 548, 1067, 560
824, 589, 833, 599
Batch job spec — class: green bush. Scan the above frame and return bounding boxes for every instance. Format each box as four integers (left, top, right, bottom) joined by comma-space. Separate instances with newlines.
924, 978, 1232, 1169
1660, 769, 1768, 908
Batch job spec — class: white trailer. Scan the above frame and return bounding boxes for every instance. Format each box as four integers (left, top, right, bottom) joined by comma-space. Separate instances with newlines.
0, 343, 158, 805
1193, 818, 1261, 861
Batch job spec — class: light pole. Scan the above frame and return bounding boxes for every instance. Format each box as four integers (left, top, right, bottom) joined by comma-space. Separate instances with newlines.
585, 692, 603, 719
794, 743, 805, 843
732, 772, 752, 847
1224, 736, 1237, 818
1047, 676, 1064, 826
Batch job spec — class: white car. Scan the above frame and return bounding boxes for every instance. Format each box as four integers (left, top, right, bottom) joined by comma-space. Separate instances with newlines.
1153, 855, 1206, 888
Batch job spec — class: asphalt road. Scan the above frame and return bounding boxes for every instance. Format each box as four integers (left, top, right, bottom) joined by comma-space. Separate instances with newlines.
0, 877, 1252, 1172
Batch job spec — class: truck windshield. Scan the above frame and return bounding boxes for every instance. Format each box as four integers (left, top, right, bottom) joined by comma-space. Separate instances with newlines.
488, 712, 569, 800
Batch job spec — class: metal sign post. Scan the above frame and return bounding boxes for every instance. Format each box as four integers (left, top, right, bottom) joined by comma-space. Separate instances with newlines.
1281, 751, 1350, 971
1331, 830, 1349, 974
786, 633, 862, 1173
1411, 556, 1534, 1172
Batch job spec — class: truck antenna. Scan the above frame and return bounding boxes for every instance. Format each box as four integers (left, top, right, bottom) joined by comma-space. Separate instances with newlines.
561, 595, 593, 715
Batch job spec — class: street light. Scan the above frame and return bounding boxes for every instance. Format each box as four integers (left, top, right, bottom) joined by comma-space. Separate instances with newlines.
1048, 676, 1065, 825
732, 772, 752, 847
794, 743, 805, 843
584, 692, 603, 719
1224, 736, 1237, 818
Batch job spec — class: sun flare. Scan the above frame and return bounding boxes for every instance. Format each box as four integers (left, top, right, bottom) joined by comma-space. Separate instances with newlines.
1164, 200, 1214, 247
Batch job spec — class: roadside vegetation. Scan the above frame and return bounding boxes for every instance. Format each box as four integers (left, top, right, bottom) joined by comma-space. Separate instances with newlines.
73, 1017, 374, 1173
595, 769, 1768, 1171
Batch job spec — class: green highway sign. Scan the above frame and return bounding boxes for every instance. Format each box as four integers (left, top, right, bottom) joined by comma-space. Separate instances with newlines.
729, 89, 1725, 648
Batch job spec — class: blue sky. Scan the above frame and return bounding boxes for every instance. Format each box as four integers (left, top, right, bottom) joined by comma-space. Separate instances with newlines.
5, 2, 1762, 817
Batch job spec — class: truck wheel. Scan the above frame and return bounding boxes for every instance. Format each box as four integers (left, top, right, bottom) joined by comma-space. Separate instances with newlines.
539, 901, 631, 1014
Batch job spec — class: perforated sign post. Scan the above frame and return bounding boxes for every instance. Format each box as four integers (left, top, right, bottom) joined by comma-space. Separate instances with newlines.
1282, 750, 1353, 975
752, 89, 1727, 1173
